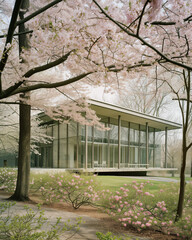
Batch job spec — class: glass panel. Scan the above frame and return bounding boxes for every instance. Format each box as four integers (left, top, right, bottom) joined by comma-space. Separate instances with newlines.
59, 124, 67, 168
53, 124, 58, 139
53, 139, 58, 167
130, 123, 139, 167
154, 131, 162, 167
87, 126, 93, 168
47, 126, 52, 136
121, 121, 129, 167
68, 122, 77, 168
140, 125, 146, 166
79, 125, 85, 168
109, 144, 118, 167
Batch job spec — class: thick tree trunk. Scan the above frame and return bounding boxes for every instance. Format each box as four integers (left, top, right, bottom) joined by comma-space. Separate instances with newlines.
9, 0, 31, 201
9, 102, 31, 201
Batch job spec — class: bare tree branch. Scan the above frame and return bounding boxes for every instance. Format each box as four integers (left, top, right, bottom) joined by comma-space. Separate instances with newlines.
172, 98, 192, 103
0, 30, 33, 39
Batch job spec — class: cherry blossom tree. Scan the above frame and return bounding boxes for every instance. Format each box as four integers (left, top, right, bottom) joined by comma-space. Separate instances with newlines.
0, 0, 131, 200
0, 103, 52, 154
91, 0, 192, 220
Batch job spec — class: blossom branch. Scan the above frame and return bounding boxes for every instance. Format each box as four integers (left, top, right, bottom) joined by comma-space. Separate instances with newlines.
0, 0, 23, 93
9, 72, 95, 96
23, 50, 74, 78
0, 50, 74, 99
92, 0, 192, 71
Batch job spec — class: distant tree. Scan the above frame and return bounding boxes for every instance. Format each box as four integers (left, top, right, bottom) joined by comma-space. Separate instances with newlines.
118, 75, 170, 117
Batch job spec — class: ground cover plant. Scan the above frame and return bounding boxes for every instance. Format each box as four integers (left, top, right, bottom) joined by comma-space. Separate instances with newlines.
0, 201, 81, 240
0, 169, 192, 239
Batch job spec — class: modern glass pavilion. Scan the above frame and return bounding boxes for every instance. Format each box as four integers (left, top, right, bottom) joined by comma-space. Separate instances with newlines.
34, 99, 181, 174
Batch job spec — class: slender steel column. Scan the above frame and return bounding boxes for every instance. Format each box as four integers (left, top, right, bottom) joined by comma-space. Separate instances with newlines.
92, 126, 94, 168
165, 127, 168, 168
66, 123, 69, 168
128, 122, 130, 166
51, 125, 54, 168
146, 122, 149, 168
107, 117, 110, 167
138, 124, 141, 167
76, 123, 79, 168
57, 121, 60, 168
118, 115, 121, 169
153, 128, 155, 167
85, 125, 88, 169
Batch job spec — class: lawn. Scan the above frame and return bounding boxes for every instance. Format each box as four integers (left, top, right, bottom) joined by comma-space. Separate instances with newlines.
97, 176, 171, 193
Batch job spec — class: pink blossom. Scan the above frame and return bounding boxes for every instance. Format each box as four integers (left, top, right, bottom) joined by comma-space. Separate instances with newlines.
144, 192, 150, 196
58, 181, 62, 186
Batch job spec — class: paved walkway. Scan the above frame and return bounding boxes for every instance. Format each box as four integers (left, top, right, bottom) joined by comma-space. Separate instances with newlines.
0, 194, 150, 240
125, 176, 179, 182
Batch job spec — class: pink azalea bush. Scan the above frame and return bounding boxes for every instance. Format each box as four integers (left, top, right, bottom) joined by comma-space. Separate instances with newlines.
1, 169, 192, 238
98, 181, 192, 239
37, 172, 99, 209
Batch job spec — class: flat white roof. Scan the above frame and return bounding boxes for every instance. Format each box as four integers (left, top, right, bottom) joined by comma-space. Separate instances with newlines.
88, 99, 182, 131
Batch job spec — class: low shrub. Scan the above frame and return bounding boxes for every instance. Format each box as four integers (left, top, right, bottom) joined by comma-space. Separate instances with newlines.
98, 181, 192, 239
37, 172, 100, 209
0, 201, 81, 240
0, 168, 17, 192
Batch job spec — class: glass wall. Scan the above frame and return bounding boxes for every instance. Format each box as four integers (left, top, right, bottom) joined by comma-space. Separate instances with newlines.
39, 114, 164, 169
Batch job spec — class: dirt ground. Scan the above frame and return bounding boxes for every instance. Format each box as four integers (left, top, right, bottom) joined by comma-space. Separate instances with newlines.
0, 191, 182, 240
30, 194, 181, 240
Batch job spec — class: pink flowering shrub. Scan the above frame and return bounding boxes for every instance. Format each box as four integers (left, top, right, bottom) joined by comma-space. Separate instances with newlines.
0, 168, 17, 192
37, 172, 99, 209
98, 181, 192, 239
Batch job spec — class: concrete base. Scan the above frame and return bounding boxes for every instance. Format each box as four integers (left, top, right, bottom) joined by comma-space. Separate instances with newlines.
30, 167, 177, 177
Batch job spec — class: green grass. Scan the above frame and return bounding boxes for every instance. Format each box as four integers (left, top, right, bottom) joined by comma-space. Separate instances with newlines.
96, 176, 171, 193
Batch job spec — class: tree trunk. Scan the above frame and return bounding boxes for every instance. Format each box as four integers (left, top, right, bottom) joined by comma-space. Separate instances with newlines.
9, 0, 31, 201
175, 136, 187, 221
10, 102, 31, 201
175, 70, 191, 221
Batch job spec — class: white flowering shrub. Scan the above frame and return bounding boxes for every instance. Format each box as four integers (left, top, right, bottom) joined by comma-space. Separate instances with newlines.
0, 168, 17, 192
